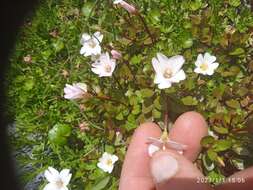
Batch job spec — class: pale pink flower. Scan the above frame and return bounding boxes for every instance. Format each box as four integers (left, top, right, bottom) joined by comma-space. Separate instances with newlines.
63, 83, 88, 100
111, 49, 122, 59
152, 53, 186, 89
44, 167, 72, 190
91, 52, 116, 77
113, 0, 137, 14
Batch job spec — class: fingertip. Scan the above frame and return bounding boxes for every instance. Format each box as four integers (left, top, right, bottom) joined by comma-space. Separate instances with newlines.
119, 122, 161, 190
134, 122, 161, 138
169, 111, 208, 161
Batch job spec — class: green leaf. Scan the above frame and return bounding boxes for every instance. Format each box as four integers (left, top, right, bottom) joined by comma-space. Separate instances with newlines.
189, 0, 203, 11
202, 154, 215, 171
48, 124, 71, 145
213, 140, 232, 152
229, 48, 245, 56
23, 78, 35, 91
52, 40, 64, 53
82, 2, 94, 17
140, 89, 154, 98
201, 136, 215, 148
183, 38, 193, 48
181, 96, 198, 106
228, 0, 241, 7
207, 149, 218, 161
91, 176, 111, 190
225, 99, 240, 109
213, 126, 228, 134
149, 9, 161, 24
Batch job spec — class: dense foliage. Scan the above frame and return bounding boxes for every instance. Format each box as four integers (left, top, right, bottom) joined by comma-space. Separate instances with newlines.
7, 0, 253, 189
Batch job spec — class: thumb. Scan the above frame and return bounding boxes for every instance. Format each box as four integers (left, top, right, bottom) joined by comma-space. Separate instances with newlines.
150, 150, 213, 190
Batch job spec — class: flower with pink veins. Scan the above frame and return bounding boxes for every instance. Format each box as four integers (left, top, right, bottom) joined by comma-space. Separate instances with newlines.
91, 52, 116, 77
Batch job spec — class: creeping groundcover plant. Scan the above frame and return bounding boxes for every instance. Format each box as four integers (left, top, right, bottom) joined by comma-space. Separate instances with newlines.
7, 0, 253, 189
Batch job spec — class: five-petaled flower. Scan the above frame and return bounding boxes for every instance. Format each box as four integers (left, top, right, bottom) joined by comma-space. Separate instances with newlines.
80, 31, 103, 57
113, 0, 137, 14
43, 167, 72, 190
91, 52, 116, 77
147, 132, 187, 157
97, 152, 118, 173
64, 83, 88, 100
194, 52, 219, 75
152, 53, 186, 89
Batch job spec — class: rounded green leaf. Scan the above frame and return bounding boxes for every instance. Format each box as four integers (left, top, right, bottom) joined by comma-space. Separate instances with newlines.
48, 124, 71, 145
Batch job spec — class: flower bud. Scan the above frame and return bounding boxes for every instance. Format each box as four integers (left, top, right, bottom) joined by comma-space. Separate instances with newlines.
114, 0, 137, 14
111, 49, 122, 59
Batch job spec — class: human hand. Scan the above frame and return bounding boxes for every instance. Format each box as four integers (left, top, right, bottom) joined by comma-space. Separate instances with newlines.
119, 111, 253, 190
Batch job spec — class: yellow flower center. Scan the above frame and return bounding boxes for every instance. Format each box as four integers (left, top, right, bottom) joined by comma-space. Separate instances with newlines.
88, 40, 97, 48
200, 63, 209, 71
105, 65, 112, 73
163, 68, 173, 78
56, 180, 64, 188
106, 159, 113, 166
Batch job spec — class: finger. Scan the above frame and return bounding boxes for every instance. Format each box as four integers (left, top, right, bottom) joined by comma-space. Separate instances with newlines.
119, 122, 161, 190
215, 167, 253, 190
150, 150, 213, 190
169, 111, 208, 161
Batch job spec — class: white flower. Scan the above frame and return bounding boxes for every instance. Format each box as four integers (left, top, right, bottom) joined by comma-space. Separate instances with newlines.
80, 31, 103, 57
194, 52, 219, 75
43, 167, 72, 190
97, 152, 118, 173
113, 0, 137, 14
147, 136, 186, 157
64, 83, 88, 100
152, 53, 186, 89
91, 52, 116, 77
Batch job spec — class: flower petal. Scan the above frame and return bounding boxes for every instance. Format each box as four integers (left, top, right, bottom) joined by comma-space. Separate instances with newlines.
43, 183, 58, 190
194, 67, 203, 74
204, 52, 216, 64
80, 46, 87, 55
148, 144, 160, 157
157, 53, 169, 64
158, 81, 172, 89
60, 169, 72, 186
167, 55, 185, 74
94, 31, 103, 43
169, 70, 186, 83
114, 0, 123, 4
154, 74, 164, 84
75, 83, 87, 92
206, 69, 215, 76
210, 62, 219, 70
195, 54, 204, 67
152, 57, 162, 74
45, 167, 60, 183
80, 33, 91, 45
60, 186, 69, 190
111, 155, 119, 163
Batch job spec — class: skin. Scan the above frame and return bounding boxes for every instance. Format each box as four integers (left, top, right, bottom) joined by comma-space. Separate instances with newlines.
119, 111, 253, 190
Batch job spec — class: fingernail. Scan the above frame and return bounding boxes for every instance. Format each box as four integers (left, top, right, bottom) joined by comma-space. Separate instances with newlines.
150, 152, 178, 183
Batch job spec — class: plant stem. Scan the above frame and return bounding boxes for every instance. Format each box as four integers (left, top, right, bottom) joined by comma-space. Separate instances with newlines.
112, 73, 124, 91
95, 95, 128, 107
164, 95, 169, 133
137, 13, 155, 44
